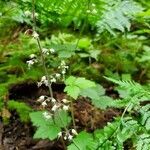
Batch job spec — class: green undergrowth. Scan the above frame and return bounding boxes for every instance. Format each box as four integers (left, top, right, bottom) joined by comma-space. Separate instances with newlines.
0, 99, 32, 123
66, 76, 150, 149
0, 0, 150, 149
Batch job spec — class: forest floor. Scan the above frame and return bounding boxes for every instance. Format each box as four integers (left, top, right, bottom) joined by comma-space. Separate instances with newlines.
0, 81, 120, 150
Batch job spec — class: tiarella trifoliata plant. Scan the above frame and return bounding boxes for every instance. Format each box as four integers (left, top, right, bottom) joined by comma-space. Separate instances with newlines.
28, 30, 79, 143
27, 1, 80, 146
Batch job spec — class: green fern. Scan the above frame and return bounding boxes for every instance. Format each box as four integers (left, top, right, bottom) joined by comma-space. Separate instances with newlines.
14, 0, 142, 35
136, 134, 150, 150
104, 76, 150, 98
97, 0, 143, 35
69, 117, 140, 150
103, 77, 150, 110
139, 104, 150, 131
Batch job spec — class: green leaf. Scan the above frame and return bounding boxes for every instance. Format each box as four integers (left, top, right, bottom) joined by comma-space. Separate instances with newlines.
30, 111, 71, 140
64, 85, 80, 99
80, 84, 105, 100
89, 50, 101, 61
30, 111, 60, 140
78, 38, 91, 49
75, 77, 96, 89
54, 109, 71, 128
30, 111, 54, 127
65, 76, 76, 85
68, 131, 93, 150
64, 76, 96, 99
92, 96, 113, 109
80, 84, 114, 109
34, 125, 60, 140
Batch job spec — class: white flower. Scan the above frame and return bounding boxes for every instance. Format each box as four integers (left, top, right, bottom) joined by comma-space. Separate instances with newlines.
62, 70, 66, 74
71, 129, 78, 135
51, 98, 56, 103
26, 60, 34, 68
68, 134, 73, 141
37, 82, 42, 87
26, 60, 34, 65
51, 104, 59, 111
30, 54, 36, 59
49, 48, 55, 53
50, 78, 56, 83
44, 79, 49, 86
64, 135, 67, 140
55, 73, 61, 78
41, 76, 46, 82
32, 31, 39, 39
43, 112, 51, 120
37, 95, 45, 102
24, 10, 31, 17
64, 66, 69, 69
41, 75, 48, 86
58, 132, 62, 138
62, 99, 70, 103
41, 101, 47, 107
63, 105, 69, 111
46, 97, 51, 102
42, 48, 49, 55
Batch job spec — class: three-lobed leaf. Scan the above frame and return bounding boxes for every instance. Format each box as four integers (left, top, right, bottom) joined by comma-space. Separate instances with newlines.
30, 110, 71, 140
64, 76, 96, 99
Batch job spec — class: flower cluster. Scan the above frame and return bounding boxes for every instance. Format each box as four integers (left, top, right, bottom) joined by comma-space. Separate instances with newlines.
32, 31, 39, 39
39, 96, 77, 141
26, 54, 37, 69
58, 129, 78, 141
37, 60, 68, 88
24, 10, 38, 18
38, 95, 70, 111
42, 48, 55, 55
58, 60, 69, 75
30, 31, 73, 141
37, 76, 49, 87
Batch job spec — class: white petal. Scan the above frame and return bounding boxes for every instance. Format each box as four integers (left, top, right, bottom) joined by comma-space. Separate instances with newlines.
63, 105, 69, 111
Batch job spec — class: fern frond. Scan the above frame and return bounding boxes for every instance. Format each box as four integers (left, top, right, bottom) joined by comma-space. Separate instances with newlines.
104, 76, 140, 88
104, 76, 149, 96
136, 134, 150, 150
96, 0, 143, 35
139, 104, 150, 131
90, 117, 139, 150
